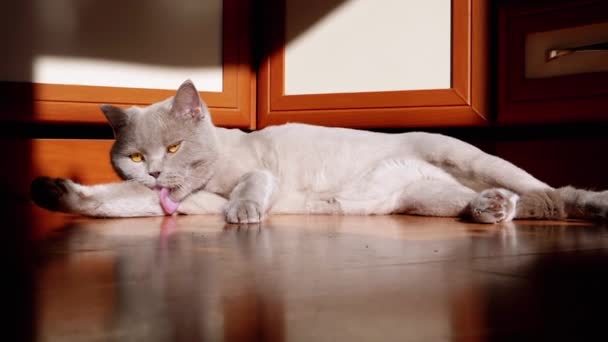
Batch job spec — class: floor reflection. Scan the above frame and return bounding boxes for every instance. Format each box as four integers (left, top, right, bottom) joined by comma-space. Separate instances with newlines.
34, 215, 287, 341
27, 214, 608, 341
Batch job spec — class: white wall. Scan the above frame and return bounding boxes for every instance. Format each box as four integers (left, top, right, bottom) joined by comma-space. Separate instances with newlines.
284, 0, 451, 95
0, 0, 223, 92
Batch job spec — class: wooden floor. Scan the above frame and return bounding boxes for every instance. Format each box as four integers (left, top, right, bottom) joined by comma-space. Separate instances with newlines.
12, 207, 608, 341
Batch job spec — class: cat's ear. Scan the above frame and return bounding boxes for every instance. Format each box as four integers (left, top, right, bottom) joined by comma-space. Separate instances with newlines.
172, 79, 208, 121
100, 104, 129, 137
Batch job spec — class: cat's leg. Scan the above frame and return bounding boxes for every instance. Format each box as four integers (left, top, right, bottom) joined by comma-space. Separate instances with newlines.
413, 133, 552, 194
412, 134, 573, 222
319, 180, 540, 224
304, 179, 477, 217
302, 159, 477, 217
297, 156, 533, 223
398, 180, 479, 217
31, 177, 225, 217
224, 170, 277, 223
428, 134, 608, 221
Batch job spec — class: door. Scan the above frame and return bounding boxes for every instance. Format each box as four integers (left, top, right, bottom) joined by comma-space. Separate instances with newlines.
258, 0, 490, 128
0, 0, 255, 128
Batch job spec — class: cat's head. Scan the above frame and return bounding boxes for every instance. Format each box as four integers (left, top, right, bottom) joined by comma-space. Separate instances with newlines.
100, 80, 218, 191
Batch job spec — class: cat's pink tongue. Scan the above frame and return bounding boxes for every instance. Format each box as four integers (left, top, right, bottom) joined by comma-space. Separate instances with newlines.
158, 187, 180, 215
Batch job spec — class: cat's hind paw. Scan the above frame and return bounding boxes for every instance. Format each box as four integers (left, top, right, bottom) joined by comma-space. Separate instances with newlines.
469, 188, 519, 224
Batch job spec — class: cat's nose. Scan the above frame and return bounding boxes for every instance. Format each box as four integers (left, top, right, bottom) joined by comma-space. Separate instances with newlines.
149, 171, 161, 179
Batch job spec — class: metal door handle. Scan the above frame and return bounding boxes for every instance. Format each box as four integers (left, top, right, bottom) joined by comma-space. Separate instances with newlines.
546, 41, 608, 61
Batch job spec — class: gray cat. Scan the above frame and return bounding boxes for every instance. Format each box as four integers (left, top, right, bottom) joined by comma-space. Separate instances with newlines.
31, 80, 608, 223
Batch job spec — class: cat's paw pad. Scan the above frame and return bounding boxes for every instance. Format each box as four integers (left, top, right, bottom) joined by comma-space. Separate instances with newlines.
30, 177, 71, 211
224, 200, 264, 224
469, 188, 519, 224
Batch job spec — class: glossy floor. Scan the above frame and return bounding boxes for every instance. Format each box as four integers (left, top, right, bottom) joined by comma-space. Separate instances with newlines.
15, 209, 608, 341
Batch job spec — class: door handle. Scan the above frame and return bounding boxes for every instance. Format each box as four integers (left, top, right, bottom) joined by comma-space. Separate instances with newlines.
546, 41, 608, 61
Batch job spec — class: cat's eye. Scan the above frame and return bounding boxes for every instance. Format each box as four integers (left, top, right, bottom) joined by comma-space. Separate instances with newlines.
129, 152, 144, 162
167, 142, 181, 154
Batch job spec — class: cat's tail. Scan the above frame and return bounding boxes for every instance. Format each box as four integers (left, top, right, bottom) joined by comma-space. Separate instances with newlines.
516, 186, 608, 221
466, 186, 608, 223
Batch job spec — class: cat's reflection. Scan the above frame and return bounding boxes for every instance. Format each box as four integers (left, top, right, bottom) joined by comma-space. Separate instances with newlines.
36, 216, 286, 341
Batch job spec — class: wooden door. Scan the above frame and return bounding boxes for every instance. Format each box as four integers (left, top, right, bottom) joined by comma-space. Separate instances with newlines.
258, 0, 490, 129
0, 0, 255, 129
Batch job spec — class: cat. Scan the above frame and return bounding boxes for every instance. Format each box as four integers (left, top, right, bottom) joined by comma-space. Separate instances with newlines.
31, 79, 608, 224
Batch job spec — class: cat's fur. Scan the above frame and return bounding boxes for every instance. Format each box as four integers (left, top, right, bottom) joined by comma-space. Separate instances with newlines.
31, 80, 608, 224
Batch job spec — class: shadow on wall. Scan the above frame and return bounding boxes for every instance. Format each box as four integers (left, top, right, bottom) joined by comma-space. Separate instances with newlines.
1, 0, 222, 70
283, 0, 347, 43
1, 0, 348, 73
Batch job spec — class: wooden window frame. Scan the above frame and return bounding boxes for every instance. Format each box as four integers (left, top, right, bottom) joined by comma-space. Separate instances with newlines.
257, 0, 490, 129
0, 0, 255, 129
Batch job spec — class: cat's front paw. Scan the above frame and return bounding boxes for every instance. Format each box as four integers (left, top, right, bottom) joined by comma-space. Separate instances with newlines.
469, 188, 519, 224
30, 177, 89, 213
31, 177, 68, 211
224, 199, 264, 224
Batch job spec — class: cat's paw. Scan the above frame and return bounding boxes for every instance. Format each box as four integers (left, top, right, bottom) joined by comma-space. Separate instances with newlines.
469, 188, 519, 224
224, 199, 264, 224
30, 177, 80, 212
